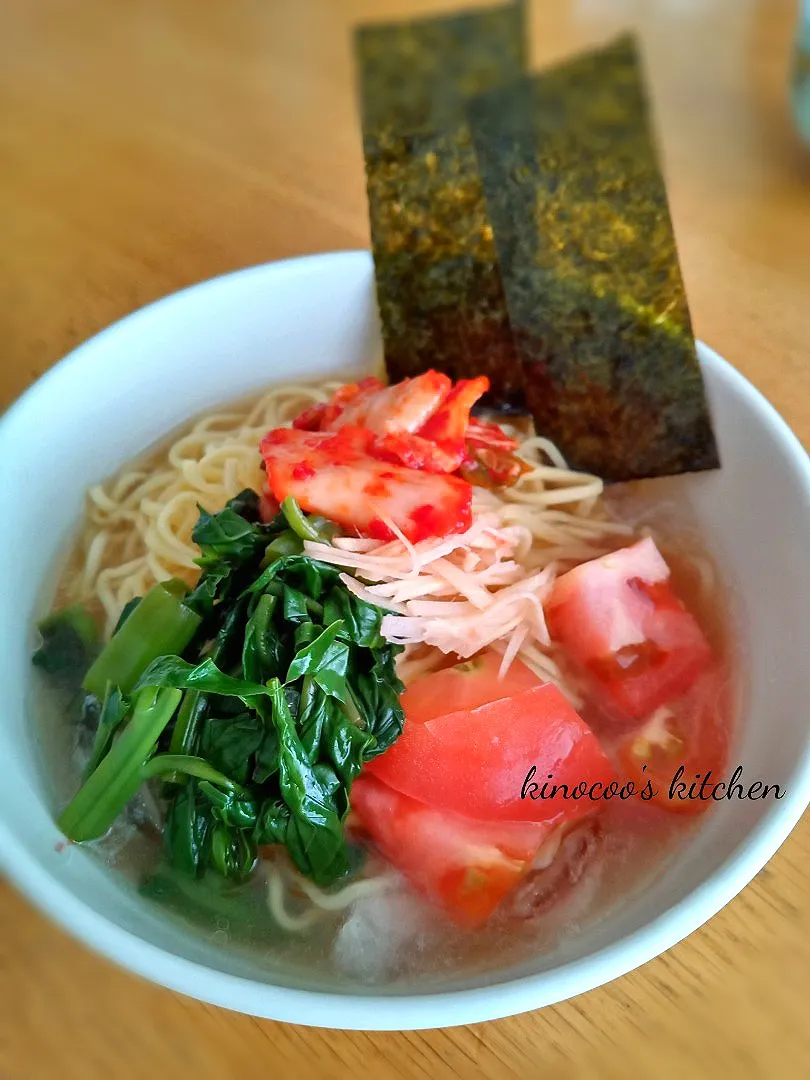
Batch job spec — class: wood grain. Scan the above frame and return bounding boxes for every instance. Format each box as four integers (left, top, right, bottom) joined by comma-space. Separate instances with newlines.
1, 1, 809, 1077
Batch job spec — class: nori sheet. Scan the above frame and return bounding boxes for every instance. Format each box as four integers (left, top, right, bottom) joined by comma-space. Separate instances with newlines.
356, 2, 528, 409
356, 1, 528, 138
467, 35, 720, 480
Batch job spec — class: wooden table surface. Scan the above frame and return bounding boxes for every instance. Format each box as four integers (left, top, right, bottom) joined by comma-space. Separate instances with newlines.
1, 1, 809, 1077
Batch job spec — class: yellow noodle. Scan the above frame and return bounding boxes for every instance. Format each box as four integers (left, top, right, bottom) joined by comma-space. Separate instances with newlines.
263, 859, 397, 933
63, 383, 342, 633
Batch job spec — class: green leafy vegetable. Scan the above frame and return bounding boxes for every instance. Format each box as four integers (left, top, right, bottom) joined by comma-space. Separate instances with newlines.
252, 707, 280, 785
142, 752, 244, 789
199, 783, 259, 829
210, 822, 257, 882
280, 495, 340, 544
58, 686, 182, 842
83, 683, 128, 779
242, 593, 282, 683
200, 714, 264, 787
310, 640, 350, 702
323, 587, 385, 649
143, 753, 259, 830
163, 596, 247, 766
185, 491, 276, 615
83, 580, 201, 698
297, 678, 373, 790
193, 505, 266, 564
282, 585, 313, 623
164, 781, 214, 878
267, 679, 349, 884
254, 798, 291, 846
352, 648, 406, 759
167, 689, 207, 760
281, 495, 322, 541
134, 655, 274, 701
48, 490, 405, 891
33, 603, 100, 690
285, 621, 344, 683
222, 488, 262, 522
262, 530, 304, 562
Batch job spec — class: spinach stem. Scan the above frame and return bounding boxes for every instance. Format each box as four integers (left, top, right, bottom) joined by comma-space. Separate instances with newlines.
58, 686, 182, 842
83, 682, 127, 778
341, 688, 364, 728
281, 496, 321, 541
83, 580, 202, 698
261, 530, 303, 565
142, 754, 243, 792
168, 690, 204, 757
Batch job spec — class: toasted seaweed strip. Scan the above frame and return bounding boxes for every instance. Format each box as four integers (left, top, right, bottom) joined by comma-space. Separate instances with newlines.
468, 35, 720, 479
365, 125, 525, 408
356, 2, 528, 408
356, 1, 528, 138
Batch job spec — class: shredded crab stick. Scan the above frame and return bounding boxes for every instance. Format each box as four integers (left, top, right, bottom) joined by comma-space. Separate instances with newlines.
303, 513, 561, 673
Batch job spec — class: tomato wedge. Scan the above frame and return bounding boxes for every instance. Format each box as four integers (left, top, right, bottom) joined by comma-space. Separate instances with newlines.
400, 649, 541, 724
616, 664, 732, 815
366, 676, 617, 823
350, 774, 557, 927
546, 538, 712, 719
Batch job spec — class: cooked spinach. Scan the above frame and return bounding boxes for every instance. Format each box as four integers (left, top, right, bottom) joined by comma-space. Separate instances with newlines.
46, 491, 404, 888
113, 597, 142, 634
83, 579, 202, 698
210, 821, 257, 882
83, 683, 128, 779
164, 780, 214, 878
32, 603, 100, 691
200, 713, 264, 786
57, 686, 183, 843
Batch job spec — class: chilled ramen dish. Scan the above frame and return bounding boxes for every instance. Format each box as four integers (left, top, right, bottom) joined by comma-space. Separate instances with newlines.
31, 366, 739, 984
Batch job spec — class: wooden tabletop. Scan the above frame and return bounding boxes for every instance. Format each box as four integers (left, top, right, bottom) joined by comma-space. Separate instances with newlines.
2, 1, 809, 1076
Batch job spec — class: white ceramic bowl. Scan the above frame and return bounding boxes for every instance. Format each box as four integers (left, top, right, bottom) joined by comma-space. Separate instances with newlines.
1, 251, 809, 1030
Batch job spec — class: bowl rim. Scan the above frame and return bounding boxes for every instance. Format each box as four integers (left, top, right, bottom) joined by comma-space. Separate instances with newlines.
2, 251, 810, 1030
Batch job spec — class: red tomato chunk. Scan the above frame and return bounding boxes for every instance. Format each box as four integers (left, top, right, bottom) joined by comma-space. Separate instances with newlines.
366, 651, 617, 824
398, 648, 540, 724
617, 662, 732, 815
546, 538, 712, 720
350, 774, 559, 927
